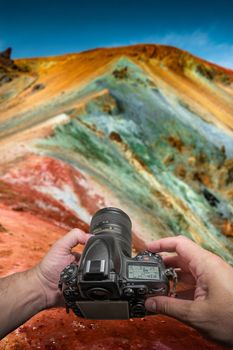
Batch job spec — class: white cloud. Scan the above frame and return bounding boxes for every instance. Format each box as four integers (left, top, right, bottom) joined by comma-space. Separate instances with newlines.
131, 30, 233, 69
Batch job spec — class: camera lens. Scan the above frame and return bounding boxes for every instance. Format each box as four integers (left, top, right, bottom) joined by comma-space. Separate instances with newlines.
90, 207, 132, 233
90, 207, 132, 257
87, 287, 111, 300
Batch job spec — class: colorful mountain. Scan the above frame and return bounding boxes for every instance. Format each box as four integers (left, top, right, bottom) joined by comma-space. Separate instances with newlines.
0, 44, 232, 349
0, 44, 233, 262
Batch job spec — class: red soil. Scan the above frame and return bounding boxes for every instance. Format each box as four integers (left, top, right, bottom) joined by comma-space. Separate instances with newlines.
0, 204, 227, 350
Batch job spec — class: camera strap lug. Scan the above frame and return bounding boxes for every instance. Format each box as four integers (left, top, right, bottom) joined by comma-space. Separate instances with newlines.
165, 268, 177, 297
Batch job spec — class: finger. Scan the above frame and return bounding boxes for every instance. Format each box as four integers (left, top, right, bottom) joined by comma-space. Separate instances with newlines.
147, 235, 195, 253
162, 255, 190, 272
147, 236, 207, 263
162, 255, 180, 267
145, 296, 193, 324
71, 251, 81, 261
159, 252, 169, 258
55, 229, 92, 254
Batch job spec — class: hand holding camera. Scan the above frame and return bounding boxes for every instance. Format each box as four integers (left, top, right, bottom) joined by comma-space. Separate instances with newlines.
35, 207, 233, 345
59, 207, 177, 319
1, 208, 232, 344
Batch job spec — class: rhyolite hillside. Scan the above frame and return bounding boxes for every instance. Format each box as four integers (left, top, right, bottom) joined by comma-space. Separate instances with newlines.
0, 45, 233, 265
0, 45, 233, 350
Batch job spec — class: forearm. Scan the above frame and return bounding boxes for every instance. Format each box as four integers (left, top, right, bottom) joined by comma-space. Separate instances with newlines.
0, 266, 46, 339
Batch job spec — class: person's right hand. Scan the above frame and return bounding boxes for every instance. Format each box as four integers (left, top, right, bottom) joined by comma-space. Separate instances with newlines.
144, 236, 233, 346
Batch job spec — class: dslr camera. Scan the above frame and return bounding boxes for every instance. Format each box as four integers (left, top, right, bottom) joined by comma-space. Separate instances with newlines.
59, 207, 177, 319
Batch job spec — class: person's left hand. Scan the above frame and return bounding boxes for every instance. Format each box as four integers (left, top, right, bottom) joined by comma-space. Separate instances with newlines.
34, 228, 92, 308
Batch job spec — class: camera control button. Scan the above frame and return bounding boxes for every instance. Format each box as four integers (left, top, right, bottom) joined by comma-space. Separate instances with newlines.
150, 287, 165, 294
131, 303, 146, 318
60, 264, 78, 284
137, 287, 147, 295
123, 287, 134, 297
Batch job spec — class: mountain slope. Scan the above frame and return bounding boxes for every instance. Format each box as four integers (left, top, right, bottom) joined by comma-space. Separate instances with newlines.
0, 44, 233, 264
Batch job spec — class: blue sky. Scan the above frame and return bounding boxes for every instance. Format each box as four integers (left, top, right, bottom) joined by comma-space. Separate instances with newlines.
0, 0, 233, 68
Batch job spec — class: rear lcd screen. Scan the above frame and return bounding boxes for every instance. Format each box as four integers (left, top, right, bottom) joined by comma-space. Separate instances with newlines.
128, 264, 160, 280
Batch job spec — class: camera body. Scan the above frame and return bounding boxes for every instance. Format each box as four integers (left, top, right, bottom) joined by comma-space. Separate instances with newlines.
59, 207, 176, 319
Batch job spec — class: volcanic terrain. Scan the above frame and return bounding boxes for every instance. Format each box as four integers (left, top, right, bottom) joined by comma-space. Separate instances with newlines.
0, 44, 233, 349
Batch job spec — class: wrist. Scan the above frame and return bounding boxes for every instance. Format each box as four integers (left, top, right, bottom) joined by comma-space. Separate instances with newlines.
30, 265, 48, 310
34, 263, 63, 308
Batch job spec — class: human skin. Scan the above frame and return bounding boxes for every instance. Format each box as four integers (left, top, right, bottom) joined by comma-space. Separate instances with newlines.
0, 231, 232, 345
144, 236, 233, 346
0, 229, 91, 339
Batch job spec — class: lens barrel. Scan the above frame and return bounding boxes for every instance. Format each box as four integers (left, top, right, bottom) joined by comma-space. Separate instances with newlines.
90, 207, 132, 257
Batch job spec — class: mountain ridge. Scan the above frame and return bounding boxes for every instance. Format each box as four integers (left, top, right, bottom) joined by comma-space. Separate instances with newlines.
14, 43, 233, 75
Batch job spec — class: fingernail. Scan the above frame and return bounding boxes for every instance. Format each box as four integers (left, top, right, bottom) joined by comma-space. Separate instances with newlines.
145, 299, 156, 312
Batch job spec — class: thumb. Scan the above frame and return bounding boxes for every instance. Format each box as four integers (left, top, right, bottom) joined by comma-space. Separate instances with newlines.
145, 296, 193, 323
54, 229, 92, 254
